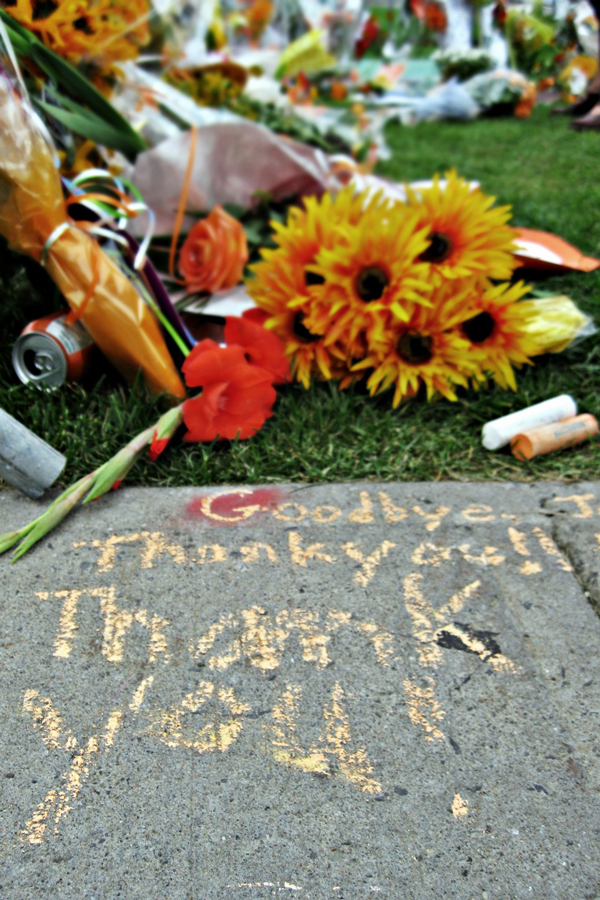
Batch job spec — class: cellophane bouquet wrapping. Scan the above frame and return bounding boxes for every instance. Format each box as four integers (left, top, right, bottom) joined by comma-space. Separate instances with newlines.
0, 70, 185, 399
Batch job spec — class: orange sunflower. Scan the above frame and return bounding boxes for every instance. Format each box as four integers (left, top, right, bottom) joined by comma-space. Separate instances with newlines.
246, 187, 394, 388
307, 196, 432, 347
352, 279, 487, 406
454, 280, 538, 390
405, 170, 518, 283
5, 0, 151, 72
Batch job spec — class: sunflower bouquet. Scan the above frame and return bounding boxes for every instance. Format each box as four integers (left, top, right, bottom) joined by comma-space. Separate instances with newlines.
245, 171, 579, 405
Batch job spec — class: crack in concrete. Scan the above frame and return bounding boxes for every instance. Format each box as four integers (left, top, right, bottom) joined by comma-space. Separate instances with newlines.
538, 492, 600, 620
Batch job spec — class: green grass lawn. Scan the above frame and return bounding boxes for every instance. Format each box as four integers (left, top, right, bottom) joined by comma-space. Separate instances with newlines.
1, 106, 600, 488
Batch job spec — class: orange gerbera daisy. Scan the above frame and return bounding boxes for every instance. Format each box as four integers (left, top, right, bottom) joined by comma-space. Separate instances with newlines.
5, 0, 151, 71
353, 280, 486, 405
406, 170, 518, 283
455, 280, 538, 390
307, 197, 432, 346
246, 187, 389, 388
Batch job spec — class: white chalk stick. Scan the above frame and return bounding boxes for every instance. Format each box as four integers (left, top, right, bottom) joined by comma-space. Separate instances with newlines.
482, 395, 577, 451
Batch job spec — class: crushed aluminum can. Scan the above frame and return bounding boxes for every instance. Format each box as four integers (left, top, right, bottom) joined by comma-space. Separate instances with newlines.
12, 310, 95, 389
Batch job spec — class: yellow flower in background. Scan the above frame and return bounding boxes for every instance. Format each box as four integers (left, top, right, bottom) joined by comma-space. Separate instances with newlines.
406, 170, 518, 283
5, 0, 151, 71
456, 280, 537, 390
353, 279, 486, 406
165, 62, 249, 108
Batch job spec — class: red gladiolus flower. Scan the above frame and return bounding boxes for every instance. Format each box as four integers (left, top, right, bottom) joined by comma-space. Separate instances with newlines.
242, 307, 269, 326
149, 431, 170, 461
224, 316, 290, 385
182, 340, 276, 442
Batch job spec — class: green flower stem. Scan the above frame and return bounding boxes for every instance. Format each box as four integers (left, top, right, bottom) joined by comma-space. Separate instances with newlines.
1, 400, 188, 562
83, 423, 157, 503
11, 471, 99, 561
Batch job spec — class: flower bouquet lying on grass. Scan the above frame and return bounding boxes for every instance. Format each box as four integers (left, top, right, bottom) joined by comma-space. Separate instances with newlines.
1, 317, 289, 561
245, 173, 595, 402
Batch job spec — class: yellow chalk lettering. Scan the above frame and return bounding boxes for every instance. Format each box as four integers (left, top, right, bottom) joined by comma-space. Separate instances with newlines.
412, 542, 452, 567
508, 527, 530, 557
288, 532, 336, 567
403, 677, 445, 742
461, 504, 495, 522
199, 489, 264, 522
348, 491, 374, 524
458, 545, 505, 566
196, 544, 228, 564
311, 505, 342, 524
532, 526, 572, 572
140, 531, 186, 568
341, 540, 396, 586
403, 574, 480, 668
23, 690, 76, 752
519, 560, 542, 575
378, 492, 409, 523
148, 681, 250, 755
272, 502, 307, 522
92, 533, 143, 572
240, 542, 278, 563
413, 505, 451, 531
21, 703, 122, 845
266, 683, 382, 793
552, 492, 595, 518
452, 793, 469, 818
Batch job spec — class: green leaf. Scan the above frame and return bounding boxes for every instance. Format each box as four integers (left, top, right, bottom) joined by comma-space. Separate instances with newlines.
35, 98, 145, 158
0, 18, 33, 56
30, 43, 146, 155
0, 9, 36, 46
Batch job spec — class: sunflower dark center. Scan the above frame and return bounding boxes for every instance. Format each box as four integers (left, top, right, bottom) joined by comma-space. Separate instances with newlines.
462, 311, 495, 343
419, 232, 453, 263
305, 270, 325, 286
293, 312, 320, 343
355, 266, 389, 302
397, 332, 433, 365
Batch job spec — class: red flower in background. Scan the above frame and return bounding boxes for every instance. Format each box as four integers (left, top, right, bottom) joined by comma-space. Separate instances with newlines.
493, 0, 507, 27
355, 15, 380, 60
410, 0, 447, 31
182, 340, 276, 442
224, 315, 290, 385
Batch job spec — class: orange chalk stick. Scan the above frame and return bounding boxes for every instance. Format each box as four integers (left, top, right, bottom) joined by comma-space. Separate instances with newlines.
511, 414, 599, 461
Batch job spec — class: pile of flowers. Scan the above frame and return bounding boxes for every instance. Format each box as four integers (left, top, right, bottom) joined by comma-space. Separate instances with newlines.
2, 316, 289, 561
3, 0, 151, 73
246, 171, 542, 405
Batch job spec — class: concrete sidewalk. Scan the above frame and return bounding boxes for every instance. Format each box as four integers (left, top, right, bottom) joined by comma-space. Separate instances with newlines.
1, 481, 599, 900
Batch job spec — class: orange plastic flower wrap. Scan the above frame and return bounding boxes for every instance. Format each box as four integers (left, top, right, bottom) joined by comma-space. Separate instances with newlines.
0, 74, 185, 400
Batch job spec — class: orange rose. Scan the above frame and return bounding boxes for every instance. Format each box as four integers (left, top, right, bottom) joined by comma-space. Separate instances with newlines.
330, 82, 347, 101
179, 206, 248, 293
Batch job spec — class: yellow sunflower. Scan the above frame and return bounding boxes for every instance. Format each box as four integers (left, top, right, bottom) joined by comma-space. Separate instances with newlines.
5, 0, 151, 73
455, 280, 538, 390
246, 187, 396, 388
307, 197, 432, 346
353, 279, 487, 406
405, 170, 518, 283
